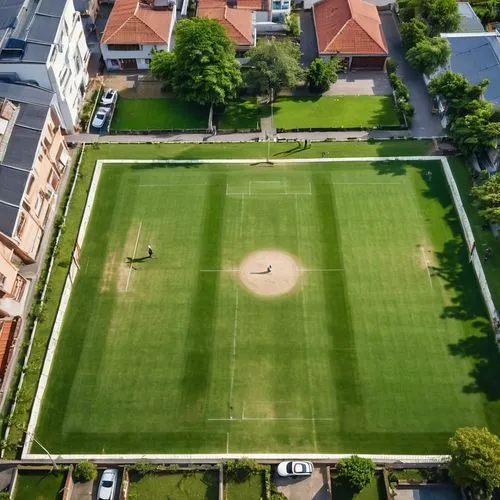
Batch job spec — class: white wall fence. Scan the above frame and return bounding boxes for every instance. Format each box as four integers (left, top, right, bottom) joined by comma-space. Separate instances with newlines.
21, 155, 499, 463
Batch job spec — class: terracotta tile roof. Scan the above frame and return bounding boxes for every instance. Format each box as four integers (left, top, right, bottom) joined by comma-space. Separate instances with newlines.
313, 0, 388, 55
0, 317, 18, 378
102, 0, 174, 44
198, 1, 254, 46
236, 0, 263, 10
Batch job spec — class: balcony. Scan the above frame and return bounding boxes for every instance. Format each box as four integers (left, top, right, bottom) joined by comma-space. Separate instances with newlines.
0, 296, 23, 317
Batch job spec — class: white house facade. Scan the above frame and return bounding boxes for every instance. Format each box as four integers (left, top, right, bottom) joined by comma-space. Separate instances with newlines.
0, 0, 90, 133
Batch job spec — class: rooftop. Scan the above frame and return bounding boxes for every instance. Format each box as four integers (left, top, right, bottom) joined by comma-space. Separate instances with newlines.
457, 2, 485, 33
0, 0, 67, 64
441, 33, 500, 105
0, 81, 55, 236
198, 0, 255, 46
102, 0, 175, 44
313, 0, 388, 55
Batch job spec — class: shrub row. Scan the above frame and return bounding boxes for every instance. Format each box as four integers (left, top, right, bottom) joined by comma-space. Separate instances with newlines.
387, 62, 415, 126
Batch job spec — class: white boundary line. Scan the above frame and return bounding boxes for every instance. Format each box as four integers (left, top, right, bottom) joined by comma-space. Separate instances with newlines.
125, 221, 142, 292
420, 246, 433, 289
228, 287, 239, 420
21, 155, 498, 464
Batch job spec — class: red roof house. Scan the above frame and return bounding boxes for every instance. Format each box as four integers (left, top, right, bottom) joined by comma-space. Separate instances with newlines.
313, 0, 388, 69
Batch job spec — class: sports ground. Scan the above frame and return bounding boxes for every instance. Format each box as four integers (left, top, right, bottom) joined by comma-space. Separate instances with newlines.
33, 157, 500, 455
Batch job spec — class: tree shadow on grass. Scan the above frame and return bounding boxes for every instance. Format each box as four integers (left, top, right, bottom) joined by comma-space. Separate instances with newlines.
130, 162, 200, 170
372, 159, 407, 176
373, 160, 500, 402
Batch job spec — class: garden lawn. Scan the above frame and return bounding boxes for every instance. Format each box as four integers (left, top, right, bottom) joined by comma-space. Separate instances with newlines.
217, 99, 265, 130
14, 470, 66, 500
225, 473, 263, 499
128, 471, 218, 500
110, 98, 208, 131
33, 158, 500, 454
273, 96, 400, 129
331, 474, 386, 500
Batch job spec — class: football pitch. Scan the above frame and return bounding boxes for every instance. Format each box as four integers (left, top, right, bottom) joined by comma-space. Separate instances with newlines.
34, 159, 500, 455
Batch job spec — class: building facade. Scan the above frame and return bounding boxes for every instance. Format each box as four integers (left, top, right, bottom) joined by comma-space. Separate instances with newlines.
0, 81, 70, 322
0, 0, 90, 132
101, 0, 176, 71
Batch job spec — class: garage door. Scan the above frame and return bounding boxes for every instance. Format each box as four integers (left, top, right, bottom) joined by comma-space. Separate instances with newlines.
351, 57, 386, 70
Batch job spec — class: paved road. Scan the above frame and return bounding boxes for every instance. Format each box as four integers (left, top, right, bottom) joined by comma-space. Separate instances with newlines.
276, 466, 331, 500
380, 11, 443, 138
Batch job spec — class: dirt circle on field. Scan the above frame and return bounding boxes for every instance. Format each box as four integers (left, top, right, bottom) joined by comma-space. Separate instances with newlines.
239, 250, 301, 297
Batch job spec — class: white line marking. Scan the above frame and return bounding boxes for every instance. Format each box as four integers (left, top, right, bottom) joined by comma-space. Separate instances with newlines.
420, 246, 433, 289
139, 183, 208, 187
226, 432, 230, 454
125, 220, 142, 292
331, 182, 401, 185
228, 287, 239, 419
239, 194, 245, 239
302, 268, 344, 272
207, 417, 334, 421
200, 269, 240, 272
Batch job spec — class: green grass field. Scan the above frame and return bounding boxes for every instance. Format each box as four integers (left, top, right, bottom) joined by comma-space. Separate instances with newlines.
33, 157, 500, 455
273, 96, 400, 129
217, 99, 266, 130
110, 98, 208, 131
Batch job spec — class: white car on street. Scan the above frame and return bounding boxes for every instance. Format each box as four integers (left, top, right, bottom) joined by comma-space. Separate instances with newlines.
97, 468, 118, 500
92, 107, 110, 129
101, 88, 117, 106
277, 461, 314, 477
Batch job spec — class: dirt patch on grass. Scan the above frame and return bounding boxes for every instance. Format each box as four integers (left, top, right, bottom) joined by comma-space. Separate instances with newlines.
416, 242, 436, 271
239, 250, 301, 297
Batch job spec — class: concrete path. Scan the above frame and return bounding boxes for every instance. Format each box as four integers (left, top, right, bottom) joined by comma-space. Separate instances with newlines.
380, 11, 443, 138
300, 11, 318, 66
275, 466, 331, 500
66, 128, 420, 145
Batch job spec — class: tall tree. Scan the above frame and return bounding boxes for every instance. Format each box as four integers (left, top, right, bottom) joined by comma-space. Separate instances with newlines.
472, 174, 500, 224
406, 37, 451, 74
448, 427, 500, 499
150, 18, 242, 107
244, 39, 304, 97
420, 0, 460, 33
306, 57, 340, 93
336, 456, 375, 492
400, 18, 429, 50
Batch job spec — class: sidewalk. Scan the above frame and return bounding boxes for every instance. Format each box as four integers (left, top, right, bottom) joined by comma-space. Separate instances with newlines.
66, 128, 434, 145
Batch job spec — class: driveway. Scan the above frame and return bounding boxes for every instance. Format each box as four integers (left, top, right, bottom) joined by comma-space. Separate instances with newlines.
275, 466, 331, 500
300, 11, 318, 66
326, 71, 392, 95
380, 11, 443, 137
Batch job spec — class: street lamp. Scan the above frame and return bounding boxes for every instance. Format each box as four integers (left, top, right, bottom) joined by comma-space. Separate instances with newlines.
28, 432, 59, 470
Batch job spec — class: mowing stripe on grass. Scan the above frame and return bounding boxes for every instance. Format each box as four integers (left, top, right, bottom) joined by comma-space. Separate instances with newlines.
312, 172, 365, 431
178, 174, 227, 421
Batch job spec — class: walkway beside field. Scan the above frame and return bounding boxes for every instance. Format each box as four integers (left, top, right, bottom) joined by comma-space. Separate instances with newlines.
66, 128, 436, 145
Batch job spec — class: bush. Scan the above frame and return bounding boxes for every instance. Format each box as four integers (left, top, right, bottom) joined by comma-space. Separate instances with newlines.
336, 456, 375, 492
73, 461, 97, 482
307, 57, 340, 93
386, 58, 397, 75
0, 493, 9, 499
388, 72, 413, 125
285, 13, 300, 37
225, 458, 261, 482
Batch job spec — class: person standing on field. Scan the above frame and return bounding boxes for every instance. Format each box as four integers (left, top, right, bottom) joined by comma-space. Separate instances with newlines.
148, 244, 153, 258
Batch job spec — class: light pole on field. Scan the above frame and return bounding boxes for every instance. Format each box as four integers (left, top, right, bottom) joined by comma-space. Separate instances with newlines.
29, 432, 59, 470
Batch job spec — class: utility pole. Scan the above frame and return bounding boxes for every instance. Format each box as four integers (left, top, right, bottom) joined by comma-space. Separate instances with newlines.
266, 87, 274, 164
30, 432, 59, 470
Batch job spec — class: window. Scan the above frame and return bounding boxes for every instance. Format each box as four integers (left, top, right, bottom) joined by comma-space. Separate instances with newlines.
0, 272, 6, 290
145, 58, 151, 65
26, 176, 35, 195
15, 213, 26, 239
107, 44, 141, 51
110, 59, 120, 66
34, 192, 44, 217
12, 275, 26, 302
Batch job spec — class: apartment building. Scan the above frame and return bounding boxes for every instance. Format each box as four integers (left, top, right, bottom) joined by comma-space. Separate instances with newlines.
101, 0, 176, 71
0, 81, 69, 329
0, 0, 90, 132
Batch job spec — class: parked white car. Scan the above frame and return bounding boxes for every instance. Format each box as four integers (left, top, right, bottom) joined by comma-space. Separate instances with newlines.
97, 468, 118, 500
92, 107, 110, 129
277, 461, 314, 477
101, 88, 117, 106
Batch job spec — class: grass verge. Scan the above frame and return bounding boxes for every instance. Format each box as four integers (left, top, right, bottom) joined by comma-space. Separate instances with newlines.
14, 469, 66, 500
216, 99, 267, 130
